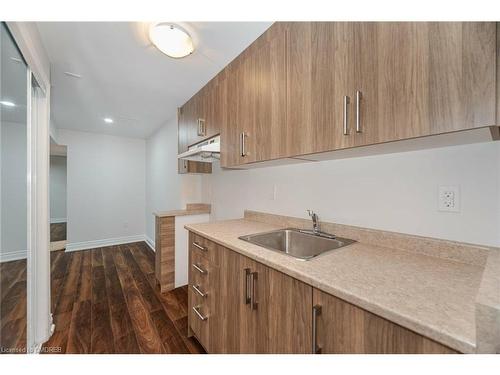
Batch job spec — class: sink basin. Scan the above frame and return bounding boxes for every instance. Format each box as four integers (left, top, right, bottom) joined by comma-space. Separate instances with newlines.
239, 228, 355, 260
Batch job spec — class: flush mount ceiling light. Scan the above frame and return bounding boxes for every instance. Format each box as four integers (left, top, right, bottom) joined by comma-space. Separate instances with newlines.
104, 117, 114, 124
0, 100, 16, 107
149, 23, 194, 58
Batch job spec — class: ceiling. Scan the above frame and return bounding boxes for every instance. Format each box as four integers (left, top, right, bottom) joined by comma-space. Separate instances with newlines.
37, 22, 272, 139
1, 22, 28, 124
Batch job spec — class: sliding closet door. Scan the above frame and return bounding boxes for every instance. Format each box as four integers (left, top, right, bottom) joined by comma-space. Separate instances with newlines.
0, 22, 29, 353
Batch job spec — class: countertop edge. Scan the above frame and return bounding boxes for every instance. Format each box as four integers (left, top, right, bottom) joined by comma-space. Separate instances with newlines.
154, 209, 210, 217
185, 222, 476, 354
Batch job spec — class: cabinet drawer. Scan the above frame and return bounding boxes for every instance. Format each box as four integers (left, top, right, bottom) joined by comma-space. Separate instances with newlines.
189, 289, 210, 350
190, 232, 219, 265
189, 248, 210, 287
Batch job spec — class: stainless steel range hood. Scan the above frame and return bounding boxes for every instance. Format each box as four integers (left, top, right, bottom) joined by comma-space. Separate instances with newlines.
177, 135, 220, 162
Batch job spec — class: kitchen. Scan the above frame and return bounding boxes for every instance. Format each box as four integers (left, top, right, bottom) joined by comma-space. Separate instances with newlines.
0, 1, 499, 373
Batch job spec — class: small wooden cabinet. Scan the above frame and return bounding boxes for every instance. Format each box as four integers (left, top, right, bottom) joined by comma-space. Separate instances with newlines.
187, 231, 458, 354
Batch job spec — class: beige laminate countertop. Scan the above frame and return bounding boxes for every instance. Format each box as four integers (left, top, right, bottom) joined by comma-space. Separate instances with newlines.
185, 218, 485, 353
154, 208, 210, 217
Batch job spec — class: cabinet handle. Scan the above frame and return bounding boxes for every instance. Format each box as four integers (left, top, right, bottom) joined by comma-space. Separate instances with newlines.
193, 241, 207, 252
355, 90, 362, 133
312, 305, 322, 354
192, 284, 207, 298
192, 263, 207, 275
250, 271, 258, 310
244, 268, 251, 305
343, 95, 350, 136
192, 306, 208, 321
240, 132, 247, 157
197, 118, 206, 136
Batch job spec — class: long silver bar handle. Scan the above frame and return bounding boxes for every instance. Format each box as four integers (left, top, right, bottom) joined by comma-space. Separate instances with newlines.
244, 268, 251, 305
343, 96, 350, 136
192, 263, 206, 275
192, 284, 207, 298
356, 90, 362, 133
192, 306, 207, 321
240, 132, 247, 157
312, 305, 322, 354
193, 241, 207, 252
250, 271, 258, 310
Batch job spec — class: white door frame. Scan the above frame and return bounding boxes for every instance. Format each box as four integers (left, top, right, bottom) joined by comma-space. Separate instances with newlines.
26, 74, 51, 353
7, 21, 52, 353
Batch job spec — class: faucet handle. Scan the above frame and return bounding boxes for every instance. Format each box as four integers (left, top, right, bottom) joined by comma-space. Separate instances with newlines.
307, 209, 317, 219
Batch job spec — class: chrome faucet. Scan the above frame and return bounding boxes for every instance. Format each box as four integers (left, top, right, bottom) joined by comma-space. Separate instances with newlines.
307, 210, 320, 234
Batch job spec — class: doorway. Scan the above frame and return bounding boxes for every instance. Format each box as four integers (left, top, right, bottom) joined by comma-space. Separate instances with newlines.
49, 142, 67, 252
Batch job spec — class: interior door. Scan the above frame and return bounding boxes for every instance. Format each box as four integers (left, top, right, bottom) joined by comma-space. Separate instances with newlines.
286, 22, 356, 157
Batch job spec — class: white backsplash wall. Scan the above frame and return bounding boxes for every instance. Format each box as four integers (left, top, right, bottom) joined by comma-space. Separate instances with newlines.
202, 141, 500, 247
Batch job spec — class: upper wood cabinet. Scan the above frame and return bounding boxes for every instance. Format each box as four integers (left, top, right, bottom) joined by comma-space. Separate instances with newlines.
221, 23, 287, 167
181, 22, 498, 169
286, 22, 356, 156
353, 22, 497, 146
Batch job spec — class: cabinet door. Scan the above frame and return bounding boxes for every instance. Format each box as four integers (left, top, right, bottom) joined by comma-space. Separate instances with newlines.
312, 288, 457, 354
210, 245, 312, 353
427, 22, 496, 133
286, 22, 355, 156
222, 58, 248, 167
209, 247, 266, 353
354, 22, 496, 146
222, 24, 287, 167
266, 266, 312, 353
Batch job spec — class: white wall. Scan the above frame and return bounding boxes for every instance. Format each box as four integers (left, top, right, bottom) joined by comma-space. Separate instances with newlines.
58, 129, 146, 248
145, 116, 202, 244
202, 141, 500, 247
49, 155, 66, 221
0, 121, 27, 260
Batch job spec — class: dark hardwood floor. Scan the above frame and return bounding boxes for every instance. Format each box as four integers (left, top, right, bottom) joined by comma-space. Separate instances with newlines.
50, 222, 67, 242
0, 259, 27, 353
1, 242, 205, 354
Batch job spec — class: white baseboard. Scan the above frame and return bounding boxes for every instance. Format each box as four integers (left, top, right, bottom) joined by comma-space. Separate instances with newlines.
50, 218, 67, 224
144, 236, 155, 252
65, 235, 145, 252
0, 249, 28, 263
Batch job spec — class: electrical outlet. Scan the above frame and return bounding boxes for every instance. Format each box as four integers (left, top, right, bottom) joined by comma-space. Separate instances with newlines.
438, 185, 460, 212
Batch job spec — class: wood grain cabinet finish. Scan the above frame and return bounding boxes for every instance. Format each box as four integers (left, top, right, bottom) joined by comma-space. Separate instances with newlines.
286, 22, 356, 156
312, 288, 457, 354
189, 235, 312, 354
177, 101, 212, 174
221, 23, 287, 167
353, 22, 497, 146
212, 22, 498, 167
154, 216, 175, 292
188, 232, 461, 354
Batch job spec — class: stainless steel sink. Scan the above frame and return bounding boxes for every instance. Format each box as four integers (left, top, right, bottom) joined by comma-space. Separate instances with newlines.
239, 228, 355, 260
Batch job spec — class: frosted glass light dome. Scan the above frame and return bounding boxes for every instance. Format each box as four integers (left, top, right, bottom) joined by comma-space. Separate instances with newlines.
149, 23, 194, 58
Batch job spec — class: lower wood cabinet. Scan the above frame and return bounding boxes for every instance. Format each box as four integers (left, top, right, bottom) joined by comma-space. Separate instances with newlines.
207, 244, 312, 353
187, 231, 459, 354
312, 289, 457, 354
